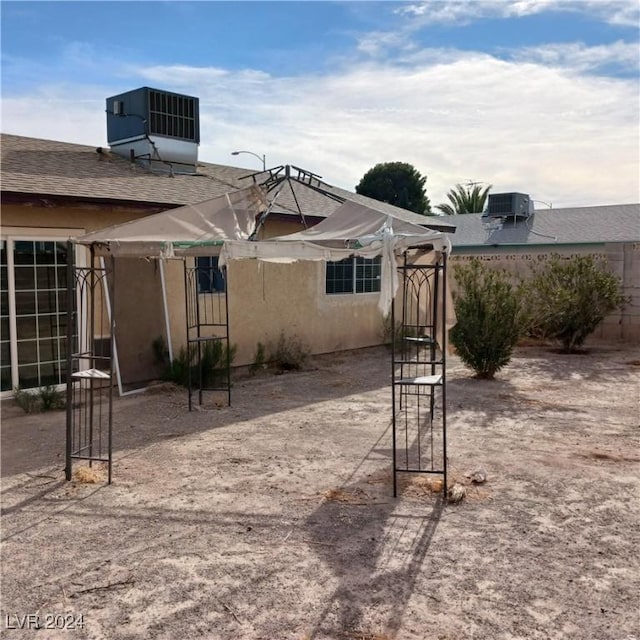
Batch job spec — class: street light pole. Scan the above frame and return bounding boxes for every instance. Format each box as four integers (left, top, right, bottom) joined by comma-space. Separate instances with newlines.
231, 150, 266, 171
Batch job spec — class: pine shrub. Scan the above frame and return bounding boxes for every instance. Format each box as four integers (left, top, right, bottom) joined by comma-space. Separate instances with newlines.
450, 259, 524, 379
523, 254, 626, 352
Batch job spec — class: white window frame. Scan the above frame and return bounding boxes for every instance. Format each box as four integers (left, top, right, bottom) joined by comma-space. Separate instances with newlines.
325, 256, 382, 295
1, 233, 85, 397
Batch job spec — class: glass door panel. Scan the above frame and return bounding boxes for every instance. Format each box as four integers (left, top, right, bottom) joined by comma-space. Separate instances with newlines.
4, 239, 75, 390
0, 240, 10, 391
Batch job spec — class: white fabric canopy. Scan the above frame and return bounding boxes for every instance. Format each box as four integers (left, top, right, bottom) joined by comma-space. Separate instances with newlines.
76, 185, 267, 257
76, 186, 451, 313
220, 199, 450, 312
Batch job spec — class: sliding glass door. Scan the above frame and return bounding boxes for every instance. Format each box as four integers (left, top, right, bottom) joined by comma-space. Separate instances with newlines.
0, 238, 78, 392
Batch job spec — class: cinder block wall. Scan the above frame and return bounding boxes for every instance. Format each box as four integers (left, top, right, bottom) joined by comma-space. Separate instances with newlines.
449, 243, 639, 344
596, 242, 640, 342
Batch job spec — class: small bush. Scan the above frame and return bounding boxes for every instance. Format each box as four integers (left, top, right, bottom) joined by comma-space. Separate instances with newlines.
267, 332, 309, 372
152, 335, 170, 368
39, 385, 66, 411
249, 341, 267, 375
14, 387, 40, 414
523, 254, 626, 352
450, 259, 525, 379
153, 335, 236, 388
14, 385, 66, 414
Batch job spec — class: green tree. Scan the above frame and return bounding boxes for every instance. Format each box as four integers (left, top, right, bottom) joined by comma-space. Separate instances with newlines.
355, 162, 431, 215
523, 254, 626, 352
450, 259, 524, 379
436, 183, 492, 215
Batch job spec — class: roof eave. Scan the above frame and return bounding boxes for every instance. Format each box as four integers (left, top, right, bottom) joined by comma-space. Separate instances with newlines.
420, 221, 456, 233
1, 190, 180, 210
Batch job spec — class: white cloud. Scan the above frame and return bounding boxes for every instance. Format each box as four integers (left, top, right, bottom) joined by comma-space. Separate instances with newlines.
510, 40, 640, 74
1, 84, 109, 145
356, 30, 418, 57
398, 0, 561, 24
398, 0, 640, 27
2, 48, 638, 208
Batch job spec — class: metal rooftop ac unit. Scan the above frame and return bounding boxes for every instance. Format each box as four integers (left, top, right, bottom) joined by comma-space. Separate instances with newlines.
485, 193, 532, 219
106, 87, 200, 173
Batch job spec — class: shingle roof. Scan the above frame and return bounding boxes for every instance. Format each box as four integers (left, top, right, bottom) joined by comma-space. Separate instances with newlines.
1, 133, 249, 205
1, 133, 454, 232
446, 204, 640, 248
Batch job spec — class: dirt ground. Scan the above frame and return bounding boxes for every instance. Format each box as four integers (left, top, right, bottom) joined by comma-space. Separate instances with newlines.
1, 344, 639, 640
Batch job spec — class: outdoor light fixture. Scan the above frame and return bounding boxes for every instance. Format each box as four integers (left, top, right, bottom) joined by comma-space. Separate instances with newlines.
231, 150, 266, 171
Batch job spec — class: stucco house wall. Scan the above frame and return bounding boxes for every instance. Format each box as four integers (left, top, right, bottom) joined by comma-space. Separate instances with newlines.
2, 197, 389, 390
1, 201, 167, 391
112, 253, 386, 385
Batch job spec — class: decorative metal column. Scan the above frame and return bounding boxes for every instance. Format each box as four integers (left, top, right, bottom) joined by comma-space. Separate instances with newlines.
65, 242, 115, 483
183, 259, 231, 410
391, 250, 448, 497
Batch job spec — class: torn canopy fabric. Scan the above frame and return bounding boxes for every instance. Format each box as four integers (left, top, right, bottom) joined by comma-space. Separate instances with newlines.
220, 199, 451, 313
76, 185, 267, 257
75, 186, 451, 314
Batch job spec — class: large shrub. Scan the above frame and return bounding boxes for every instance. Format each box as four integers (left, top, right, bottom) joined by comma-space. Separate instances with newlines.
523, 254, 626, 352
450, 259, 524, 379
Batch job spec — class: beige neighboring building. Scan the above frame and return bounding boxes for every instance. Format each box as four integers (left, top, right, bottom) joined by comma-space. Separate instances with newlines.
446, 203, 640, 342
1, 96, 452, 393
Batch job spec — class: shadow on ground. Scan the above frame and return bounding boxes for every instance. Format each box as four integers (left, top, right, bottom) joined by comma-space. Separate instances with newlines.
305, 488, 443, 638
1, 347, 392, 478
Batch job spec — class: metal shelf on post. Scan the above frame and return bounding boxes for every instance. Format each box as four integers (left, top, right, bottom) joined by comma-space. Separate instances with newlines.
184, 259, 231, 411
65, 242, 115, 484
391, 250, 448, 498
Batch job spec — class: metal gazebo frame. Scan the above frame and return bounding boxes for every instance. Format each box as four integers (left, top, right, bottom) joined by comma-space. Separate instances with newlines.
64, 168, 452, 493
65, 242, 115, 483
391, 249, 448, 496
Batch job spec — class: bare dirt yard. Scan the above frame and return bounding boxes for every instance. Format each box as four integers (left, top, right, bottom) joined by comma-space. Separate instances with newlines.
1, 344, 639, 640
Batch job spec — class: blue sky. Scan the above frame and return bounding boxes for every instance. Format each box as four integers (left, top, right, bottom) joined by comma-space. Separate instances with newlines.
1, 0, 639, 207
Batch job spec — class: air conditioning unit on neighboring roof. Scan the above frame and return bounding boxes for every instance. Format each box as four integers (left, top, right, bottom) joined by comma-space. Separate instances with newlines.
485, 193, 532, 219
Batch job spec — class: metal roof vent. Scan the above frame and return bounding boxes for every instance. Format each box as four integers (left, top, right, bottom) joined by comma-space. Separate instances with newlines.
484, 193, 533, 219
106, 87, 200, 174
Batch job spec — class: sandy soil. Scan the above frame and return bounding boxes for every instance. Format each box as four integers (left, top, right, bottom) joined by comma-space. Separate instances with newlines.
1, 344, 639, 640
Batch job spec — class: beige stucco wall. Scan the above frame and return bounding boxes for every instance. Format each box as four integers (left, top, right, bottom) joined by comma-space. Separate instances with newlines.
2, 201, 390, 382
226, 259, 386, 365
158, 257, 386, 368
112, 258, 166, 385
1, 202, 157, 234
450, 243, 639, 343
259, 217, 306, 239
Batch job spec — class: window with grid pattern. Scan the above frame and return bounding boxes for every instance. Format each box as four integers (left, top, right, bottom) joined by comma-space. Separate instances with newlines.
326, 257, 381, 295
1, 240, 76, 391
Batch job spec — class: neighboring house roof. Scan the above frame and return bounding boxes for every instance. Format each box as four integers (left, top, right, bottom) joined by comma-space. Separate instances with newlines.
446, 204, 640, 249
1, 133, 454, 232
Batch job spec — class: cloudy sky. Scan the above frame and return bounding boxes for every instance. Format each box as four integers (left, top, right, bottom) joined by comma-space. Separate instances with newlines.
1, 0, 639, 208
